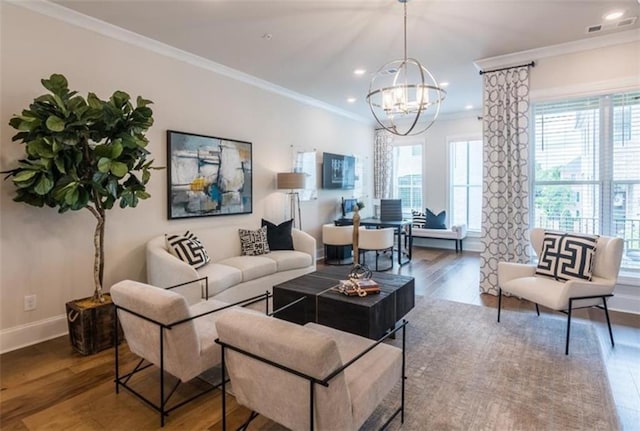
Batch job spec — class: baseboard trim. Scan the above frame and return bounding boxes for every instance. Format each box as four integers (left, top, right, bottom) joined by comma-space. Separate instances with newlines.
0, 314, 68, 354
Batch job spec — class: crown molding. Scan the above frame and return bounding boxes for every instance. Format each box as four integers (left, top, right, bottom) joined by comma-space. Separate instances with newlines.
474, 28, 640, 72
8, 0, 371, 124
530, 76, 640, 103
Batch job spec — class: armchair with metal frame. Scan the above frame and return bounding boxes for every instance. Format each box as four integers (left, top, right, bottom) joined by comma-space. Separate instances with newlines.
497, 228, 624, 355
215, 305, 408, 431
111, 278, 270, 427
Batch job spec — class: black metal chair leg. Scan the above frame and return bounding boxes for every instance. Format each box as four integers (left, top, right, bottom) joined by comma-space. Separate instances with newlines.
497, 288, 502, 322
602, 297, 615, 348
565, 299, 573, 355
221, 346, 226, 431
535, 304, 540, 316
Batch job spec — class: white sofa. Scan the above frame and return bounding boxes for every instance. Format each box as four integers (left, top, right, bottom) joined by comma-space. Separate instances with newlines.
147, 226, 316, 304
412, 224, 467, 253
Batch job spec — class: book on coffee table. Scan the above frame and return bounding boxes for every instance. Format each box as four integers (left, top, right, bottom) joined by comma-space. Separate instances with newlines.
337, 279, 380, 296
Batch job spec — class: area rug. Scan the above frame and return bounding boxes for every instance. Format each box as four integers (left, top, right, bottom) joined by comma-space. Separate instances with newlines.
207, 298, 620, 430
362, 298, 620, 430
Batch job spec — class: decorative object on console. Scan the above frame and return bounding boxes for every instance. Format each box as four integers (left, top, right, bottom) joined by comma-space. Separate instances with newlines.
261, 218, 294, 251
1, 74, 157, 354
425, 208, 447, 229
535, 231, 598, 281
366, 0, 446, 136
238, 226, 270, 256
165, 231, 210, 269
276, 172, 306, 229
167, 130, 252, 220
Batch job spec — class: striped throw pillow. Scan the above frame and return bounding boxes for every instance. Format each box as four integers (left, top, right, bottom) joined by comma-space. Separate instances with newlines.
412, 210, 426, 228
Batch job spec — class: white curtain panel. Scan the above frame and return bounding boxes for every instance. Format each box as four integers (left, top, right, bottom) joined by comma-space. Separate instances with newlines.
479, 66, 532, 295
373, 129, 393, 199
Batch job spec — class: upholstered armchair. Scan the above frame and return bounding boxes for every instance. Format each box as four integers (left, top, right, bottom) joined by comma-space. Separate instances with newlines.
322, 223, 355, 265
215, 308, 407, 431
110, 280, 266, 426
497, 228, 624, 354
359, 227, 395, 271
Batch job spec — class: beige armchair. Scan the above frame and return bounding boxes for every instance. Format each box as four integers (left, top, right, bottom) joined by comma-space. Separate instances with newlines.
497, 228, 624, 354
215, 308, 407, 431
359, 227, 395, 271
322, 223, 354, 265
110, 279, 267, 426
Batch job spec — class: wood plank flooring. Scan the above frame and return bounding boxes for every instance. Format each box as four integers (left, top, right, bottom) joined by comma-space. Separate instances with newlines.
1, 248, 639, 430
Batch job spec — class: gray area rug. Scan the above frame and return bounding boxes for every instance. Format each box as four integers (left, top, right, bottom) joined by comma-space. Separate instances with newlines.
363, 298, 619, 431
207, 298, 619, 430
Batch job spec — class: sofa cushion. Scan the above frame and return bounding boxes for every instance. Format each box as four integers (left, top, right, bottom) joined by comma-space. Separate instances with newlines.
536, 231, 598, 281
262, 218, 294, 251
425, 208, 446, 229
165, 231, 210, 269
217, 256, 277, 282
264, 250, 313, 271
239, 226, 270, 256
197, 263, 243, 296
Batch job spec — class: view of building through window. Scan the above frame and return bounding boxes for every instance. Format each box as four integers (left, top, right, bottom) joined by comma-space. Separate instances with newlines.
533, 91, 640, 270
450, 139, 483, 231
392, 144, 422, 216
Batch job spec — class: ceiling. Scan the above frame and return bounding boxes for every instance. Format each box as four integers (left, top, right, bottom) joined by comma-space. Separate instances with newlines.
55, 0, 640, 122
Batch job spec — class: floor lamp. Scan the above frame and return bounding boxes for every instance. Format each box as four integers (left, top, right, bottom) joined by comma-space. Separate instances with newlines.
276, 172, 306, 229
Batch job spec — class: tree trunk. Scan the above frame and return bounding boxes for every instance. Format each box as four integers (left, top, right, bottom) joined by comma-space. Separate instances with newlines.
89, 207, 106, 302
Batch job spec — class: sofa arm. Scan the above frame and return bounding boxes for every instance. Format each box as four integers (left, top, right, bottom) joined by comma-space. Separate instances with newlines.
146, 243, 199, 289
498, 262, 536, 286
451, 224, 467, 239
292, 228, 316, 262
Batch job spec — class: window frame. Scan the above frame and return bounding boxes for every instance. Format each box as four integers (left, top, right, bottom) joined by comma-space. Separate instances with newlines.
447, 135, 483, 233
390, 139, 424, 218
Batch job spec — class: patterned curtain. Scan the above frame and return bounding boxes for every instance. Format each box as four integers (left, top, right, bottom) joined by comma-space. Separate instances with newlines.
479, 65, 532, 295
374, 129, 393, 199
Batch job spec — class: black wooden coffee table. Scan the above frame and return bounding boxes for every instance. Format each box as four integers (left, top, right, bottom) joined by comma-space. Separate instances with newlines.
272, 267, 414, 340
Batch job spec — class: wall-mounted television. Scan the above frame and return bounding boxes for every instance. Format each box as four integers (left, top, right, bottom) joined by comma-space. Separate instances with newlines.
322, 152, 355, 190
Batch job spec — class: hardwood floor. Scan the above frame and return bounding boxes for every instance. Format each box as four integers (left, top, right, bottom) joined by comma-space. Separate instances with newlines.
1, 248, 639, 430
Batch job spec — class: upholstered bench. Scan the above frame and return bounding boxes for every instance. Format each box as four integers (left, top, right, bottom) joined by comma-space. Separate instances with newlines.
412, 224, 467, 253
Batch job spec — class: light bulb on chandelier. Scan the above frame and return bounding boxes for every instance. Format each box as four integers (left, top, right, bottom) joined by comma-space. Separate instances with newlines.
367, 0, 446, 136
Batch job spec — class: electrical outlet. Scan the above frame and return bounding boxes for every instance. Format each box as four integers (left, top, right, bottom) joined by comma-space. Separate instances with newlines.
24, 294, 37, 311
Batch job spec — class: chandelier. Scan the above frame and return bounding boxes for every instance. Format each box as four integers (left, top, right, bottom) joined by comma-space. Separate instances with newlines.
366, 0, 446, 136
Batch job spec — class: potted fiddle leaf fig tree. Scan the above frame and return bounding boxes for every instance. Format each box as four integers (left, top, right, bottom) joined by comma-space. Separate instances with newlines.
2, 73, 160, 354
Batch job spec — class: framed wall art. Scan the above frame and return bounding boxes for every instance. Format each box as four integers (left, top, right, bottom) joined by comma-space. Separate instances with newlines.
167, 130, 252, 219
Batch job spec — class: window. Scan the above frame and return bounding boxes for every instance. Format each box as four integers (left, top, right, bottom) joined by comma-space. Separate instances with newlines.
449, 139, 482, 231
533, 91, 640, 270
391, 143, 422, 216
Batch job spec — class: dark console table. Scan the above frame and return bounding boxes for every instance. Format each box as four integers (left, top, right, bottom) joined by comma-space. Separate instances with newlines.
273, 267, 414, 340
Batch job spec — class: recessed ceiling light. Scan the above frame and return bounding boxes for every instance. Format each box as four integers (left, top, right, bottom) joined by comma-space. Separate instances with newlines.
353, 69, 366, 76
347, 97, 357, 103
439, 82, 450, 88
604, 10, 624, 20
465, 104, 473, 110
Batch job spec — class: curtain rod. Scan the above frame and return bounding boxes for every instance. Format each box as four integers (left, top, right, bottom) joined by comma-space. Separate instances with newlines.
479, 61, 535, 75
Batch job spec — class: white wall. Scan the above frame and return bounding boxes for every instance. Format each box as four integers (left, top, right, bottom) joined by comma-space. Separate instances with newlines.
0, 3, 373, 351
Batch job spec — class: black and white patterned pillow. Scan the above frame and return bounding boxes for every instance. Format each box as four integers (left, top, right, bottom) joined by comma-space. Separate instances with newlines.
165, 231, 210, 269
412, 210, 426, 228
239, 226, 270, 256
536, 231, 598, 281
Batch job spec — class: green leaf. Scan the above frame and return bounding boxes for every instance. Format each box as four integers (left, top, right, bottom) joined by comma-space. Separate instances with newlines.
111, 91, 130, 108
34, 175, 54, 195
87, 93, 102, 109
54, 158, 66, 174
13, 170, 38, 182
110, 161, 128, 178
97, 157, 112, 173
111, 140, 123, 158
106, 179, 118, 198
136, 96, 153, 107
45, 115, 65, 132
94, 144, 112, 158
142, 169, 150, 184
135, 191, 150, 200
64, 188, 79, 205
41, 74, 68, 94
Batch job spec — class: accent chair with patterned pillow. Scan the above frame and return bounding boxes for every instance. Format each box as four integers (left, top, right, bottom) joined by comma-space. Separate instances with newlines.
238, 226, 270, 256
165, 231, 210, 269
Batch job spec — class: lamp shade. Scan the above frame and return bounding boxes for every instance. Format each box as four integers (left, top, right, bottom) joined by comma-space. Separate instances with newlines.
276, 172, 306, 190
